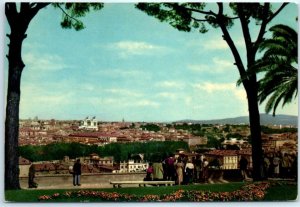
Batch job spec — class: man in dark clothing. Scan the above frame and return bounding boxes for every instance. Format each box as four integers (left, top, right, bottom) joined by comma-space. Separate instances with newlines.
166, 155, 176, 181
28, 164, 37, 188
239, 156, 248, 180
193, 155, 202, 182
73, 159, 82, 186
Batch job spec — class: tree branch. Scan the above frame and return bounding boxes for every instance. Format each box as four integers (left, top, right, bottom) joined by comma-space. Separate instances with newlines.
5, 3, 17, 27
184, 7, 217, 16
254, 3, 270, 51
191, 16, 209, 22
28, 3, 49, 19
227, 16, 239, 20
20, 3, 31, 12
237, 4, 253, 61
267, 2, 289, 23
255, 3, 289, 51
30, 2, 49, 10
55, 3, 81, 24
216, 3, 249, 87
191, 15, 238, 22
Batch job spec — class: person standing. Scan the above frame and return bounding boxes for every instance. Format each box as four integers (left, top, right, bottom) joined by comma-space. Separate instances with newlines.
291, 154, 297, 181
28, 164, 37, 188
194, 155, 202, 182
202, 158, 209, 183
184, 159, 194, 184
281, 153, 292, 178
165, 154, 176, 181
144, 163, 153, 181
273, 153, 281, 178
239, 156, 248, 181
152, 161, 164, 181
263, 155, 270, 179
175, 157, 184, 185
73, 159, 82, 186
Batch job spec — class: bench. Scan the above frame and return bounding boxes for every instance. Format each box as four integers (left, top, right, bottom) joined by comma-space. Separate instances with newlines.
110, 180, 175, 188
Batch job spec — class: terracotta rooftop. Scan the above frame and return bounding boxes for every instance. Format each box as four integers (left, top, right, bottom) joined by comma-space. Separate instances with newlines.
69, 132, 117, 138
205, 150, 239, 156
206, 149, 252, 156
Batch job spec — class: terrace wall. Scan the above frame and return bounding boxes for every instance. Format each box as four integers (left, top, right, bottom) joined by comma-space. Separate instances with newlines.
20, 172, 146, 189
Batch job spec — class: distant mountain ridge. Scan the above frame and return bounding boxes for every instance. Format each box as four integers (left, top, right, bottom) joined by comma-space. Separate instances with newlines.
176, 114, 298, 126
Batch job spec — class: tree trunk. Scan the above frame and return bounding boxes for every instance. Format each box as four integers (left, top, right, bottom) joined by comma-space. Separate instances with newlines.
5, 2, 50, 190
246, 84, 264, 181
5, 21, 27, 190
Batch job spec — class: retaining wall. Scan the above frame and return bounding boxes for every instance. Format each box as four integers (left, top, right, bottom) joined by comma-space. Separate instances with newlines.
20, 172, 146, 189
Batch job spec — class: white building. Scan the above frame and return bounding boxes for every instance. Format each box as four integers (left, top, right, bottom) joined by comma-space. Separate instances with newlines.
118, 160, 148, 173
79, 116, 98, 131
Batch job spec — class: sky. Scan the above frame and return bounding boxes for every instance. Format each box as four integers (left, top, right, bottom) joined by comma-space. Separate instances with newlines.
2, 2, 299, 122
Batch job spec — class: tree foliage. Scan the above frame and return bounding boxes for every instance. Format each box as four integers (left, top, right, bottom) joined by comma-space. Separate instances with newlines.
52, 3, 104, 30
140, 124, 161, 132
261, 126, 297, 134
19, 141, 189, 163
136, 3, 234, 33
255, 25, 298, 115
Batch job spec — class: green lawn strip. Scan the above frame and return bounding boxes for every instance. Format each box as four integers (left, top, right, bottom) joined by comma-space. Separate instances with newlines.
5, 189, 74, 202
263, 182, 298, 201
5, 181, 298, 202
5, 182, 244, 202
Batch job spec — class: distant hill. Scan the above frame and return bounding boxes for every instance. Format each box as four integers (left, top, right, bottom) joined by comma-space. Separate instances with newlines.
176, 114, 298, 126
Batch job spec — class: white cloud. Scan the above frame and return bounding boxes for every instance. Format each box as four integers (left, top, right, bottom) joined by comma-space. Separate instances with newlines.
107, 41, 169, 58
23, 42, 45, 51
82, 84, 96, 91
21, 84, 74, 103
193, 82, 247, 102
203, 39, 229, 50
185, 97, 192, 105
193, 82, 234, 93
135, 100, 160, 107
20, 84, 74, 117
23, 53, 69, 71
155, 81, 185, 89
97, 97, 160, 108
157, 92, 178, 100
187, 64, 210, 72
233, 89, 247, 102
187, 57, 234, 73
201, 37, 245, 51
105, 88, 142, 97
212, 57, 233, 68
96, 68, 150, 79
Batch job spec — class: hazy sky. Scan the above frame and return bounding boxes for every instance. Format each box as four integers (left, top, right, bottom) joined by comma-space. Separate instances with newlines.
3, 2, 298, 122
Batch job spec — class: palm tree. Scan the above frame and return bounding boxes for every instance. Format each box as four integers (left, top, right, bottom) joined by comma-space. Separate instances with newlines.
255, 24, 298, 116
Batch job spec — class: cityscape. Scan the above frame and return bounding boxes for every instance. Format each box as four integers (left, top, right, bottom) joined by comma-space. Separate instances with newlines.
19, 116, 297, 180
3, 2, 298, 203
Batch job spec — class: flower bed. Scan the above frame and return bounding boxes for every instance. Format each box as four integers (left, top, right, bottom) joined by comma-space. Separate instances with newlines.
38, 182, 270, 202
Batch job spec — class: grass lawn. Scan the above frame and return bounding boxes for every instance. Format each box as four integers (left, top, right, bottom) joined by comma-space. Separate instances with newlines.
264, 182, 298, 201
5, 181, 297, 202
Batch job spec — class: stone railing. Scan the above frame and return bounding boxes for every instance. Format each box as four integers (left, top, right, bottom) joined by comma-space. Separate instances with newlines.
20, 172, 146, 189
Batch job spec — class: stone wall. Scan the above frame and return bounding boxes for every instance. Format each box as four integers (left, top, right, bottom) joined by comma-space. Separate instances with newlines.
19, 165, 31, 177
20, 172, 146, 189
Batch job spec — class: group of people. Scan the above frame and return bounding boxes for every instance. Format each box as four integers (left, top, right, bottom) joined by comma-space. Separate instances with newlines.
28, 152, 297, 188
263, 152, 297, 180
145, 154, 212, 185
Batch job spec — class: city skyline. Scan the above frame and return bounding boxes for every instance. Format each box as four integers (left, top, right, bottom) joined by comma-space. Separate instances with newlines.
3, 2, 298, 122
